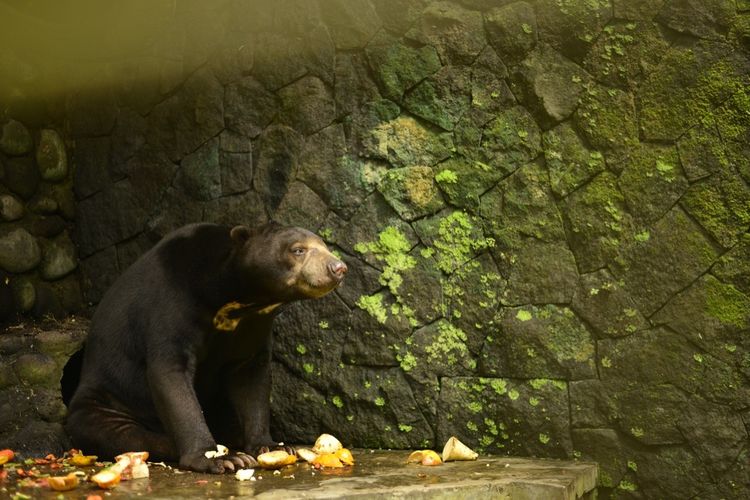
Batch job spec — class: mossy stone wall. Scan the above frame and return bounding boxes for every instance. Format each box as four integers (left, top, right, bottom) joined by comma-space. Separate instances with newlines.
2, 1, 749, 498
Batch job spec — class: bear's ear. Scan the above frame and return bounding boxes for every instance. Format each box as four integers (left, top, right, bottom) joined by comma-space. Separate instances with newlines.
230, 225, 252, 245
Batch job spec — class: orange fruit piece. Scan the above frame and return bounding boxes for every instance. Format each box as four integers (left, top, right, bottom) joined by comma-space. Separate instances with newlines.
91, 468, 122, 489
48, 473, 80, 491
257, 450, 297, 469
70, 453, 98, 467
335, 448, 355, 466
0, 449, 14, 465
406, 450, 442, 466
312, 453, 344, 468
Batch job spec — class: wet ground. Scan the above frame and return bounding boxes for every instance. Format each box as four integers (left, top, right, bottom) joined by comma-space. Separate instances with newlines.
1, 450, 597, 499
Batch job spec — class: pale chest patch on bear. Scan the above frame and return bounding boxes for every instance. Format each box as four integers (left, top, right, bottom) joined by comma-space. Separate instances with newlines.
213, 301, 282, 332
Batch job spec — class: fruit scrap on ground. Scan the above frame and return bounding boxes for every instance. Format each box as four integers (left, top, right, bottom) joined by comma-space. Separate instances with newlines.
47, 472, 80, 491
90, 467, 121, 489
312, 433, 342, 454
70, 451, 98, 467
442, 436, 478, 462
311, 453, 344, 469
0, 449, 14, 465
407, 450, 443, 466
257, 450, 297, 470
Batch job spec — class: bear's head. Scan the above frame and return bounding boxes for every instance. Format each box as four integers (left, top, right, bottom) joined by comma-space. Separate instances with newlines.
230, 222, 347, 304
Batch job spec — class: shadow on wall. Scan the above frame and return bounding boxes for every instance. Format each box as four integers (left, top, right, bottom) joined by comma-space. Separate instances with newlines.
1, 1, 749, 499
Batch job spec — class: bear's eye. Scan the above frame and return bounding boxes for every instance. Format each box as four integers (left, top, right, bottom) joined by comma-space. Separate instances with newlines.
291, 247, 306, 257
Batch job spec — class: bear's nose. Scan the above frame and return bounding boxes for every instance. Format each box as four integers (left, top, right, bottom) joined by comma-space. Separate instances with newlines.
329, 260, 348, 279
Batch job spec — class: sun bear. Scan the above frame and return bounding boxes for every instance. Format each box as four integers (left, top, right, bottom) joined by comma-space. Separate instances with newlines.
66, 222, 347, 473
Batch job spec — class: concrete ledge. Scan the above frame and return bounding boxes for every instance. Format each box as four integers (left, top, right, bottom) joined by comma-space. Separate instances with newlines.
111, 452, 598, 499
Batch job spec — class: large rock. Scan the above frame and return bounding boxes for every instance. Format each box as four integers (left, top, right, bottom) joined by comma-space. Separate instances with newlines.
613, 0, 666, 19
36, 129, 68, 182
500, 239, 579, 305
77, 149, 176, 256
652, 274, 750, 368
73, 136, 113, 199
481, 161, 567, 256
224, 76, 279, 139
712, 233, 750, 295
274, 181, 329, 230
278, 75, 335, 136
0, 228, 41, 273
680, 170, 750, 249
4, 157, 40, 200
179, 138, 221, 201
676, 120, 726, 181
599, 327, 750, 417
481, 305, 597, 380
403, 65, 472, 131
378, 166, 445, 221
618, 143, 688, 225
612, 206, 719, 316
0, 194, 24, 221
41, 233, 78, 281
365, 33, 442, 101
559, 172, 635, 273
510, 45, 590, 128
253, 125, 304, 212
318, 0, 381, 50
406, 1, 486, 65
534, 0, 612, 60
639, 41, 748, 141
373, 0, 428, 35
484, 2, 538, 66
458, 106, 543, 170
345, 294, 415, 367
0, 119, 33, 156
542, 122, 605, 197
677, 397, 748, 477
361, 113, 454, 168
573, 84, 639, 168
437, 377, 572, 457
435, 155, 506, 210
271, 362, 434, 449
583, 21, 669, 89
571, 429, 628, 489
572, 269, 648, 338
333, 53, 382, 117
297, 124, 368, 218
325, 194, 418, 263
147, 68, 224, 161
203, 190, 267, 229
469, 47, 514, 116
657, 0, 736, 39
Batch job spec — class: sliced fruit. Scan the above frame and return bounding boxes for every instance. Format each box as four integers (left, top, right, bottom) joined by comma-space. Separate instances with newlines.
257, 450, 296, 469
442, 436, 478, 462
296, 448, 318, 463
335, 448, 355, 466
70, 453, 98, 467
48, 472, 80, 491
0, 449, 14, 465
312, 453, 344, 469
91, 468, 121, 489
312, 433, 342, 454
407, 449, 442, 466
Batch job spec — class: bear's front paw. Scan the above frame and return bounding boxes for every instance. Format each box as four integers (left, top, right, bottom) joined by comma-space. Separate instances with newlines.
179, 451, 257, 474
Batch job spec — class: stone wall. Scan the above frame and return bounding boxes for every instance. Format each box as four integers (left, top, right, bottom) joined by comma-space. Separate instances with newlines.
0, 318, 87, 455
4, 1, 750, 498
0, 117, 82, 321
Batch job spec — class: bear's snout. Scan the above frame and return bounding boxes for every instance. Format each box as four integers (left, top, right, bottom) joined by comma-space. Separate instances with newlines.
328, 260, 348, 280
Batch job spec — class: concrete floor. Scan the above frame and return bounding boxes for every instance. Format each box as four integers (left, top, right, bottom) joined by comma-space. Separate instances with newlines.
2, 450, 597, 499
